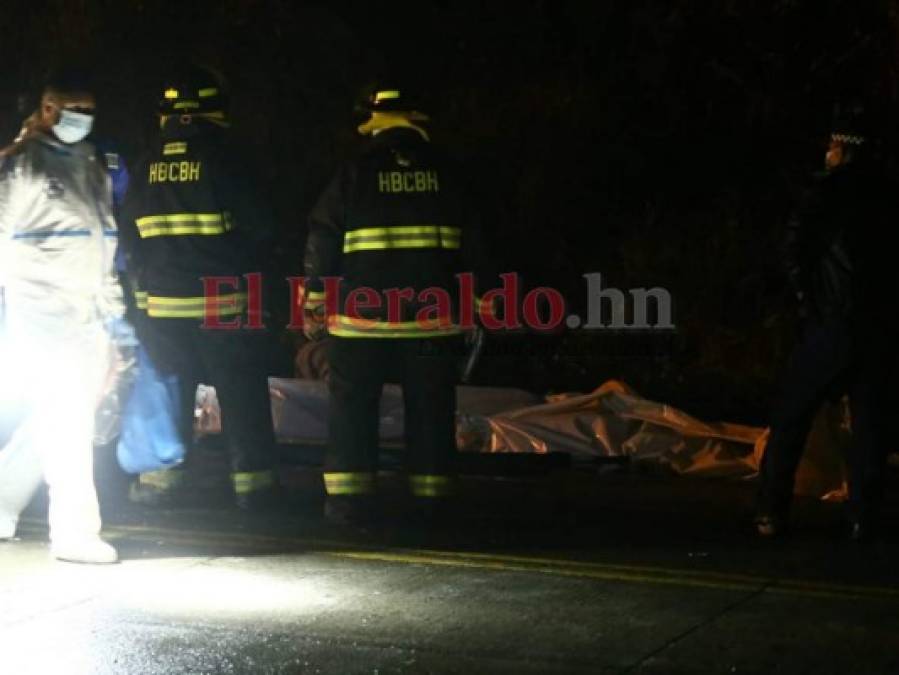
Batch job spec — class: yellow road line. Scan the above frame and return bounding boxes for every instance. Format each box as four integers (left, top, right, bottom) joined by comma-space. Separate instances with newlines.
332, 551, 759, 594
18, 520, 899, 602
330, 550, 899, 602
411, 549, 768, 585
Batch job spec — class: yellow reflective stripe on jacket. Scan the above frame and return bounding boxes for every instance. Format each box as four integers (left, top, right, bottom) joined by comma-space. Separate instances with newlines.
231, 471, 275, 495
163, 142, 188, 156
134, 290, 149, 310
409, 474, 455, 498
323, 472, 377, 496
328, 314, 462, 339
136, 212, 232, 238
147, 293, 247, 318
343, 225, 461, 253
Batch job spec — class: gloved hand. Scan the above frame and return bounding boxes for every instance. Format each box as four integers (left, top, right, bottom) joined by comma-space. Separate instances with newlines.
303, 307, 327, 342
106, 316, 139, 348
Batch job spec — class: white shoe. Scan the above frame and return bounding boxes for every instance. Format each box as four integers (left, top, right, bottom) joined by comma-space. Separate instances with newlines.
51, 536, 119, 564
0, 516, 17, 540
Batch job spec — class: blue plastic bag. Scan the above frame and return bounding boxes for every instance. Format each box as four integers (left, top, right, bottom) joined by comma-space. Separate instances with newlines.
116, 345, 185, 474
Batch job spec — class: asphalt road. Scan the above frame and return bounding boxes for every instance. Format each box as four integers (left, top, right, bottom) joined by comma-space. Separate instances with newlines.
1, 470, 897, 675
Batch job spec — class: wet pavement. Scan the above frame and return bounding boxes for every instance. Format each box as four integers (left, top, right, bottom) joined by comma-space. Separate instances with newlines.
1, 470, 897, 674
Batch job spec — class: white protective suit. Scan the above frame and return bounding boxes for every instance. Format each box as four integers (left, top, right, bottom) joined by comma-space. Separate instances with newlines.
0, 131, 124, 547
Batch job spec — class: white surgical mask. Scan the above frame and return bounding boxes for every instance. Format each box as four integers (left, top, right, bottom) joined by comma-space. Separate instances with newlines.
53, 109, 94, 144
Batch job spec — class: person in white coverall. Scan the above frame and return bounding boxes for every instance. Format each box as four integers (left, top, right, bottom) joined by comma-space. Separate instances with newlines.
0, 70, 125, 564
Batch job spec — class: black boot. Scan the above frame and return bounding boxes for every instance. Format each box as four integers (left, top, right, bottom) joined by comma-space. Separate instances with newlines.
407, 497, 457, 529
324, 495, 380, 527
129, 469, 190, 507
235, 487, 281, 513
232, 471, 280, 512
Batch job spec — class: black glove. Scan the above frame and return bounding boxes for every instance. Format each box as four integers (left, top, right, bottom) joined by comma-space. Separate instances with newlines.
303, 307, 327, 342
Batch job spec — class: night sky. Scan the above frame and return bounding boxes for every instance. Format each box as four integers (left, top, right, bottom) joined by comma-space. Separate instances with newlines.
2, 0, 897, 421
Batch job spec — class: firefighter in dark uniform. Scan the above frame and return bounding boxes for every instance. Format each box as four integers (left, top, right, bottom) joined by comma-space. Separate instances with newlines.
303, 86, 493, 524
756, 101, 895, 540
121, 65, 278, 510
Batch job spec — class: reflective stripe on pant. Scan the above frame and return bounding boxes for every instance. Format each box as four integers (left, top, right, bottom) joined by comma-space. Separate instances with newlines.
138, 469, 185, 491
0, 323, 109, 542
138, 469, 276, 496
232, 470, 275, 495
323, 472, 377, 496
409, 474, 455, 498
326, 337, 460, 488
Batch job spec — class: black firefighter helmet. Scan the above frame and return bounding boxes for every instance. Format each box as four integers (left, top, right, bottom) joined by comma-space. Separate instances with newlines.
354, 83, 426, 117
159, 64, 229, 118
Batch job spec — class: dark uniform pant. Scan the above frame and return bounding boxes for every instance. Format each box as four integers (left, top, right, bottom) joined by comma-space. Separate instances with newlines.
759, 320, 890, 522
325, 336, 460, 498
141, 318, 277, 494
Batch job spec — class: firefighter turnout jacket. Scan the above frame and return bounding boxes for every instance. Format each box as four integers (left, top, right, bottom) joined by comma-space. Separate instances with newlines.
304, 127, 493, 337
122, 118, 267, 320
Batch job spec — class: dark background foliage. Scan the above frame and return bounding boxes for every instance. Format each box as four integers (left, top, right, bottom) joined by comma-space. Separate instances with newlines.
2, 0, 897, 423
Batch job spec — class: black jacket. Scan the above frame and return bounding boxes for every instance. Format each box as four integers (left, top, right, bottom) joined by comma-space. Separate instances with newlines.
121, 118, 271, 318
303, 127, 492, 337
783, 162, 894, 327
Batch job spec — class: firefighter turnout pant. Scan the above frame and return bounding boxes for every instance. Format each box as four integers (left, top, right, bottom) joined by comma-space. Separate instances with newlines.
139, 318, 277, 497
758, 319, 891, 524
325, 336, 461, 500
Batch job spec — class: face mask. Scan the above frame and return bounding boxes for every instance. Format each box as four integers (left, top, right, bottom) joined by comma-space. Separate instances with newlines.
53, 109, 94, 144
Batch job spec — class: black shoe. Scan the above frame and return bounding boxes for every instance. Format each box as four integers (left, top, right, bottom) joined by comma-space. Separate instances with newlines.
128, 481, 183, 508
235, 487, 281, 513
130, 481, 236, 509
406, 498, 457, 528
128, 469, 194, 508
324, 496, 380, 527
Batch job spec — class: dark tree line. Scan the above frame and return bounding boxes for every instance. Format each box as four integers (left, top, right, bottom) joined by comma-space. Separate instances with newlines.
2, 0, 898, 422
